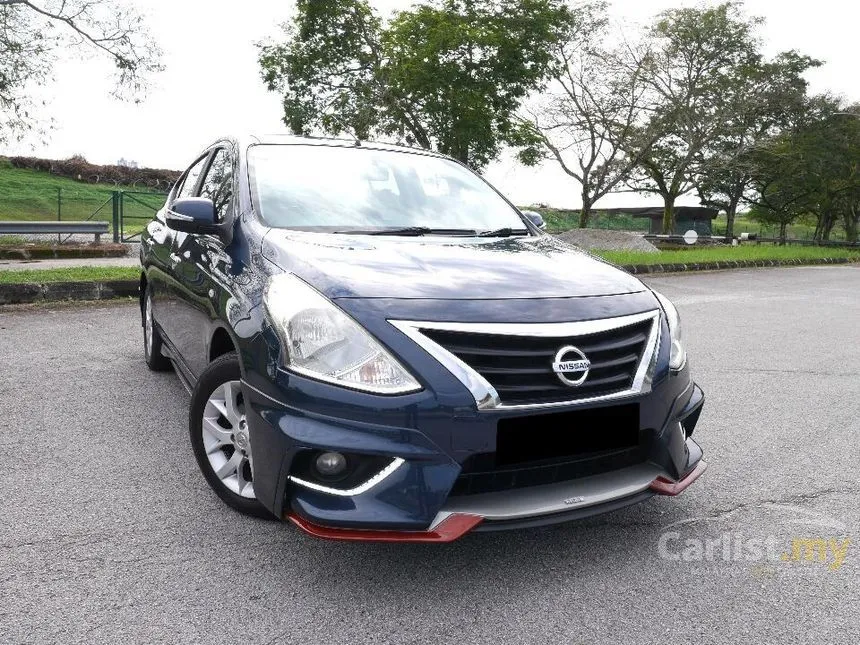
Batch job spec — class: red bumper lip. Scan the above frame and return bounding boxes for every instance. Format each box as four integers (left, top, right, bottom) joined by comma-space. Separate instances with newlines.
649, 460, 708, 496
287, 512, 483, 543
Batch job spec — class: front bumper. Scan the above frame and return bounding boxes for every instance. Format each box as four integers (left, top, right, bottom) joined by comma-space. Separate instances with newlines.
287, 450, 707, 542
241, 365, 707, 541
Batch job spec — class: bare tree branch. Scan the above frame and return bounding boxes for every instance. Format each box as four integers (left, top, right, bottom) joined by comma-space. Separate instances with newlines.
0, 0, 162, 142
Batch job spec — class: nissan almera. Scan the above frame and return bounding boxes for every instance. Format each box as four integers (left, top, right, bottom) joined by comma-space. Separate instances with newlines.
139, 135, 706, 541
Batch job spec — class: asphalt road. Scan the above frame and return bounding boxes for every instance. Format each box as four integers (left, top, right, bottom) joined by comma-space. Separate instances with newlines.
1, 266, 859, 645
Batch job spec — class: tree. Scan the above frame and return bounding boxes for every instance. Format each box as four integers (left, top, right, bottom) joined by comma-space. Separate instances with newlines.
695, 51, 819, 240
798, 108, 860, 242
258, 0, 574, 170
0, 0, 163, 143
747, 102, 860, 244
624, 2, 762, 234
831, 109, 860, 242
514, 2, 658, 228
747, 136, 813, 245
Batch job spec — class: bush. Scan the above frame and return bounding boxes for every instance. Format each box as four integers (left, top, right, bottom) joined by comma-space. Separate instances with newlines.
3, 155, 181, 190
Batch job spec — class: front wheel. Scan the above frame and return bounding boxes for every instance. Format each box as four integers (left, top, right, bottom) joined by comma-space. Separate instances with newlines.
189, 353, 273, 519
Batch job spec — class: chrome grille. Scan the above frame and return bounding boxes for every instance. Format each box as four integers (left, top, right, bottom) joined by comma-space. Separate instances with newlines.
417, 315, 657, 406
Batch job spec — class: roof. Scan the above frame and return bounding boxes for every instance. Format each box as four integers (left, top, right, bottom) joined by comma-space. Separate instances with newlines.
238, 133, 445, 158
593, 207, 719, 220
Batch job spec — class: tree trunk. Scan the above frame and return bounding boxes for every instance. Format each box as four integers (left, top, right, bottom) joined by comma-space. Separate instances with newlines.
779, 222, 787, 246
844, 206, 859, 243
724, 198, 739, 242
578, 197, 592, 229
822, 214, 836, 241
662, 196, 675, 235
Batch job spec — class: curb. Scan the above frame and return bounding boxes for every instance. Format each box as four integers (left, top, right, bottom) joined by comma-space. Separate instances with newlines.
0, 257, 857, 305
0, 279, 138, 305
0, 245, 128, 261
620, 256, 858, 274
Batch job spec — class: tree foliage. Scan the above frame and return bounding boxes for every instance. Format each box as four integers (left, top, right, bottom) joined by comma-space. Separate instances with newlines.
0, 0, 163, 143
623, 2, 763, 233
258, 0, 574, 169
695, 51, 820, 240
255, 0, 858, 243
749, 101, 860, 243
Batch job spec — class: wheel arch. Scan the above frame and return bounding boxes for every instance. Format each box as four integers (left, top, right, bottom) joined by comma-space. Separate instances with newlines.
209, 324, 240, 364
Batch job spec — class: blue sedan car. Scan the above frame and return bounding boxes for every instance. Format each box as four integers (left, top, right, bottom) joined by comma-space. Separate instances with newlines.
140, 135, 706, 542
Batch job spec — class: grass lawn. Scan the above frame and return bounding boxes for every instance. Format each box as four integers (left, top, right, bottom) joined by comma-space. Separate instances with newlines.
596, 245, 860, 266
0, 166, 165, 233
0, 266, 139, 284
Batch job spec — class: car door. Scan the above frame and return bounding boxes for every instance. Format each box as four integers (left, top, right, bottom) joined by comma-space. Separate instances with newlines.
141, 199, 175, 321
159, 152, 211, 357
170, 146, 237, 378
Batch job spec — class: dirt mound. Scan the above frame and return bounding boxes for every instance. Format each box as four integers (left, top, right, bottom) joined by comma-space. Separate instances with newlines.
554, 228, 659, 253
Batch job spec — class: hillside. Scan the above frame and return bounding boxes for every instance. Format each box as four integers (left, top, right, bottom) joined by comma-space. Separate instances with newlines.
0, 161, 165, 224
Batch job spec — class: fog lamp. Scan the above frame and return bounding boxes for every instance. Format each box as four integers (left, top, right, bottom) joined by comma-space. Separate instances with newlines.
315, 452, 347, 477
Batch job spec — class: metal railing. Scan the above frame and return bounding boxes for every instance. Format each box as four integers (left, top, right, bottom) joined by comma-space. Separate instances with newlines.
117, 191, 167, 242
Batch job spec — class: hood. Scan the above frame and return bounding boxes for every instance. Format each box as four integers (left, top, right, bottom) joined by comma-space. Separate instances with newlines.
262, 230, 646, 300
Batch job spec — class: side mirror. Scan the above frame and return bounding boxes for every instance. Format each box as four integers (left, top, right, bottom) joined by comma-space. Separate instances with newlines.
521, 210, 547, 231
165, 197, 219, 235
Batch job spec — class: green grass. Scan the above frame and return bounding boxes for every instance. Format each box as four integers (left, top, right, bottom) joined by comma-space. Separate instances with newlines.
0, 167, 165, 235
0, 266, 139, 284
596, 245, 860, 266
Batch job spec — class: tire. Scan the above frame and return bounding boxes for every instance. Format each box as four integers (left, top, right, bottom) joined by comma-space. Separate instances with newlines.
143, 285, 172, 372
189, 353, 273, 519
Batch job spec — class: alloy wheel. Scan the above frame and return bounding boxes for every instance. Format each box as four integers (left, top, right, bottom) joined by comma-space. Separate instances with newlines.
201, 380, 255, 499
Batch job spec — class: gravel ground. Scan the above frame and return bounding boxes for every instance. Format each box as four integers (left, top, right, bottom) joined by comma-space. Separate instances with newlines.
554, 228, 659, 252
1, 266, 858, 644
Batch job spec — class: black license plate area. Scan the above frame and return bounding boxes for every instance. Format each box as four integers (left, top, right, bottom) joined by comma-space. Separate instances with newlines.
496, 403, 640, 466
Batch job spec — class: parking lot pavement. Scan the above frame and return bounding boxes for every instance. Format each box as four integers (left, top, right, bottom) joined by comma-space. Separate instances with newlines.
1, 265, 858, 645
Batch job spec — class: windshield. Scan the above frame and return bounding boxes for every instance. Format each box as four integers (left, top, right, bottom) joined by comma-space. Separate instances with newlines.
248, 144, 527, 233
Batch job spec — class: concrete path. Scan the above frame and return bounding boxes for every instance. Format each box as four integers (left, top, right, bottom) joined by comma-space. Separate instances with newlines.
0, 255, 139, 270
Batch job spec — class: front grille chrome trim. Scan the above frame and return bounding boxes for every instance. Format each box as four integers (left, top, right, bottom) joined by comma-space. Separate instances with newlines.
390, 311, 661, 411
389, 320, 502, 409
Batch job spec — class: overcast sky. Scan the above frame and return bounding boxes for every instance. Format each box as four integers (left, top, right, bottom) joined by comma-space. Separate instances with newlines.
8, 0, 860, 209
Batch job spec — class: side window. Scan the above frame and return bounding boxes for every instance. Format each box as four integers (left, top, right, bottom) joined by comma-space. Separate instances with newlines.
199, 148, 234, 223
176, 155, 208, 200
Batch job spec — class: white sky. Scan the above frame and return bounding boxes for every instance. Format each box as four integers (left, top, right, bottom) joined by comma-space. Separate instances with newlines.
7, 0, 859, 209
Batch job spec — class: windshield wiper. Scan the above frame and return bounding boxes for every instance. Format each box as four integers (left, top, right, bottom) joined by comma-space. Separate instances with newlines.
477, 227, 530, 237
334, 227, 478, 237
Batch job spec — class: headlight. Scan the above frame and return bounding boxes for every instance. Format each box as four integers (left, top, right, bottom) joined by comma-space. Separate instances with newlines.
653, 291, 686, 371
265, 274, 422, 394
